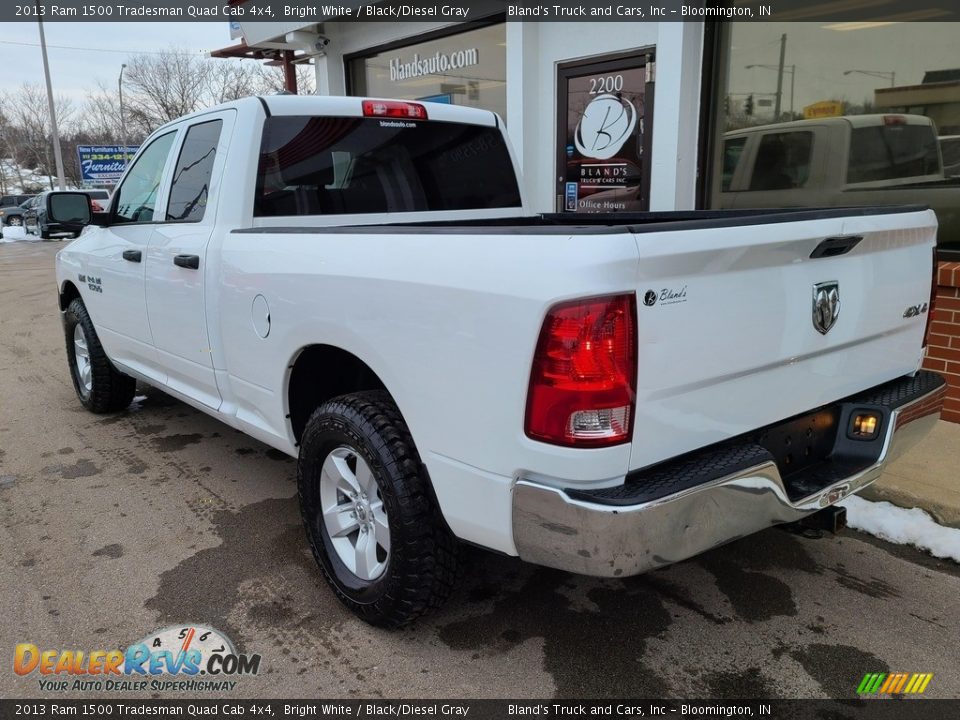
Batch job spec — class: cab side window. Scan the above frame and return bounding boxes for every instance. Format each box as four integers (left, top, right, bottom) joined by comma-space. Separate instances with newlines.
167, 120, 223, 222
748, 131, 813, 191
113, 132, 176, 225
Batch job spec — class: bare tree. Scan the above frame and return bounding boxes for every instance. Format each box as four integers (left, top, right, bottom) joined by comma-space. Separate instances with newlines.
122, 49, 207, 134
3, 83, 74, 190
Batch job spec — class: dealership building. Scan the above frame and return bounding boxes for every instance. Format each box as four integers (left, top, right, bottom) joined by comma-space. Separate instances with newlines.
216, 12, 960, 421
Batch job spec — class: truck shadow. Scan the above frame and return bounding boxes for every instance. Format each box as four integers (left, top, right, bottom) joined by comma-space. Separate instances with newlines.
107, 387, 913, 699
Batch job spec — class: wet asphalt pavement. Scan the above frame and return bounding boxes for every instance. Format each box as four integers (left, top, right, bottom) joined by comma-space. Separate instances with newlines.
1, 240, 959, 700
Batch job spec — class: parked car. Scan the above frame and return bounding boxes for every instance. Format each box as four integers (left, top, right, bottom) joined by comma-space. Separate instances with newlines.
1, 193, 32, 208
53, 96, 944, 627
25, 189, 110, 239
0, 195, 37, 228
720, 114, 960, 248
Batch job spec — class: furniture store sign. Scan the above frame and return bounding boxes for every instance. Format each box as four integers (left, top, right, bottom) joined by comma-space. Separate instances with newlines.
77, 145, 138, 185
389, 47, 480, 81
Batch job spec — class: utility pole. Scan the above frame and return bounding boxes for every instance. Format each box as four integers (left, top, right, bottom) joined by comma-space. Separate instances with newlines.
774, 33, 786, 121
37, 0, 66, 190
119, 63, 129, 161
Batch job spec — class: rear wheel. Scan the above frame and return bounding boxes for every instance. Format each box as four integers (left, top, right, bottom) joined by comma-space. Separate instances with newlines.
297, 391, 459, 627
64, 298, 136, 413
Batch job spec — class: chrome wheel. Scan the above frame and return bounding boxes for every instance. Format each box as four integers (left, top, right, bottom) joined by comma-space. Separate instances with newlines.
8, 217, 22, 227
73, 323, 92, 397
319, 446, 390, 581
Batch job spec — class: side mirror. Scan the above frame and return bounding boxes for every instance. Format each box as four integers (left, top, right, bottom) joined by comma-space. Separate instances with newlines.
46, 192, 93, 236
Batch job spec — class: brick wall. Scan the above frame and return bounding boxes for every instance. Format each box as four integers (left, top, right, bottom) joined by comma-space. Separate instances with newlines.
923, 261, 960, 423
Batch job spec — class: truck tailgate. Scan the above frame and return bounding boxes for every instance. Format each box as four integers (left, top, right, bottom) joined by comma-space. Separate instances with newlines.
628, 208, 937, 471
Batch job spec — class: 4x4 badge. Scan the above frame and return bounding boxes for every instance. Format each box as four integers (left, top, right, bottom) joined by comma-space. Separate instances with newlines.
813, 281, 840, 335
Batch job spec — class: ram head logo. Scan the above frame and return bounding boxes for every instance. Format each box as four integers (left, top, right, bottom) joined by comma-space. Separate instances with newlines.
813, 281, 841, 335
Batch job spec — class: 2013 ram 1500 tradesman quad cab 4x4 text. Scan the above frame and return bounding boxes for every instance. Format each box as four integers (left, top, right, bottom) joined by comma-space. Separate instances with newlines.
52, 96, 946, 626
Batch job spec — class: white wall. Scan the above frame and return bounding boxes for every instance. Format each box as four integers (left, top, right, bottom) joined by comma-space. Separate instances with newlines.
270, 20, 705, 214
508, 22, 703, 213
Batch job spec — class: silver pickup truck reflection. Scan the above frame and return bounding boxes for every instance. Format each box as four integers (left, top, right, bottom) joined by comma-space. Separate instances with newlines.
719, 114, 960, 249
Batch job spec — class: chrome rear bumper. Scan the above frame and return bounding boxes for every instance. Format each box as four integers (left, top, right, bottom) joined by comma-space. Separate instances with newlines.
512, 371, 946, 578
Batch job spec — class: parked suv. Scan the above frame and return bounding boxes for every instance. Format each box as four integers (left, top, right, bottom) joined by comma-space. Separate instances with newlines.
25, 189, 109, 239
0, 195, 36, 229
1, 194, 32, 208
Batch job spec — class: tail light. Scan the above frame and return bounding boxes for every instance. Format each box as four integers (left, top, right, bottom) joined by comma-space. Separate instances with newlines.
362, 100, 427, 120
924, 247, 938, 349
525, 293, 637, 448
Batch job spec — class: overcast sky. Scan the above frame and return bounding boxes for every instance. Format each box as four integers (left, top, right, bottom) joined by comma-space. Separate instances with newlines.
0, 22, 234, 103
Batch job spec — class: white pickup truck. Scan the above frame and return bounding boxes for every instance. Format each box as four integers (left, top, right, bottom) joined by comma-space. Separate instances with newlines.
53, 96, 946, 627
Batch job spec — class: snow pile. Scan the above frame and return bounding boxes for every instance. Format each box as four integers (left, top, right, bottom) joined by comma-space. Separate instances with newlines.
1, 158, 54, 194
839, 495, 960, 563
0, 226, 27, 242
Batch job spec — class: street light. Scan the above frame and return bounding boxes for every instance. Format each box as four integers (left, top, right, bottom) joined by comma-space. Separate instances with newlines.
746, 64, 797, 117
118, 63, 129, 162
843, 69, 896, 87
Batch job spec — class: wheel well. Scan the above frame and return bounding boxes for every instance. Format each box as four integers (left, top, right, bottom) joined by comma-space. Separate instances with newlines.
59, 281, 81, 312
288, 345, 388, 443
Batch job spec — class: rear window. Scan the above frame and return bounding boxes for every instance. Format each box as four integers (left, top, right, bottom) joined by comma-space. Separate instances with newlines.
847, 125, 940, 183
255, 116, 522, 217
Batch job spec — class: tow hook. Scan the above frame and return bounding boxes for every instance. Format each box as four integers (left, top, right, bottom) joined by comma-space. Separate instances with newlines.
785, 505, 848, 538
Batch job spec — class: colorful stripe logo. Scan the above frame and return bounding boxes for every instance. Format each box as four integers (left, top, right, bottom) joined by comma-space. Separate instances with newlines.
858, 673, 933, 695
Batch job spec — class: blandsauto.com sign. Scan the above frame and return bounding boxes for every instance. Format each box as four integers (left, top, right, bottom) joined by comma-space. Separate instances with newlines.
389, 48, 480, 81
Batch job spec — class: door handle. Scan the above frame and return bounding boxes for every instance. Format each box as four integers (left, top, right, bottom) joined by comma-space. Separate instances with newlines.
174, 254, 200, 270
122, 249, 142, 263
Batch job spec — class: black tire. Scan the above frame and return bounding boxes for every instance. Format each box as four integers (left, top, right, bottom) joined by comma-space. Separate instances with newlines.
39, 226, 51, 240
6, 216, 22, 227
64, 298, 136, 413
297, 391, 459, 627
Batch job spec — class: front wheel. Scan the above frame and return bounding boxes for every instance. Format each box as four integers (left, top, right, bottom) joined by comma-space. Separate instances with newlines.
64, 298, 136, 413
6, 216, 22, 227
297, 391, 459, 627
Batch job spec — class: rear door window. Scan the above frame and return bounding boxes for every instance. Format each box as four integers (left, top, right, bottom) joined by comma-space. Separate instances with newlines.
747, 131, 813, 191
847, 125, 940, 183
255, 116, 522, 217
167, 120, 223, 222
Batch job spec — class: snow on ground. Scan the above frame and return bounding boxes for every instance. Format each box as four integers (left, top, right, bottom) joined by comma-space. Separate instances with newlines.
839, 495, 960, 563
0, 226, 29, 243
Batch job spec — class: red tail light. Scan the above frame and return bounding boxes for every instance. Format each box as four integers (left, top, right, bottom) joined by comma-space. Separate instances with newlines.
924, 248, 938, 349
362, 100, 427, 120
525, 294, 637, 448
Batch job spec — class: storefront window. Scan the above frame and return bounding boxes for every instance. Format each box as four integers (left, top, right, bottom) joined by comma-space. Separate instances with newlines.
347, 24, 506, 120
708, 22, 960, 256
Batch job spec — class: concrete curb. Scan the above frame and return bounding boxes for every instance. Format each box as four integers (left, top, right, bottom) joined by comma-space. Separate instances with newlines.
864, 420, 960, 529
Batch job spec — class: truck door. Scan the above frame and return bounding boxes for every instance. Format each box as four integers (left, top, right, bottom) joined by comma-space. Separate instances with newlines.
80, 131, 178, 380
145, 113, 232, 409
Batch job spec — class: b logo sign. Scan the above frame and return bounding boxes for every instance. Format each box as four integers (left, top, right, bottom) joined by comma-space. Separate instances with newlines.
574, 94, 637, 160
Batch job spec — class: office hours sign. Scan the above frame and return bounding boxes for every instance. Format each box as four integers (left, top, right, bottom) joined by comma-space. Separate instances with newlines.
557, 52, 653, 213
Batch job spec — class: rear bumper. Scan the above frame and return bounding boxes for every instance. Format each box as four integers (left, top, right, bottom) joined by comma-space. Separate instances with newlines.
512, 371, 946, 577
